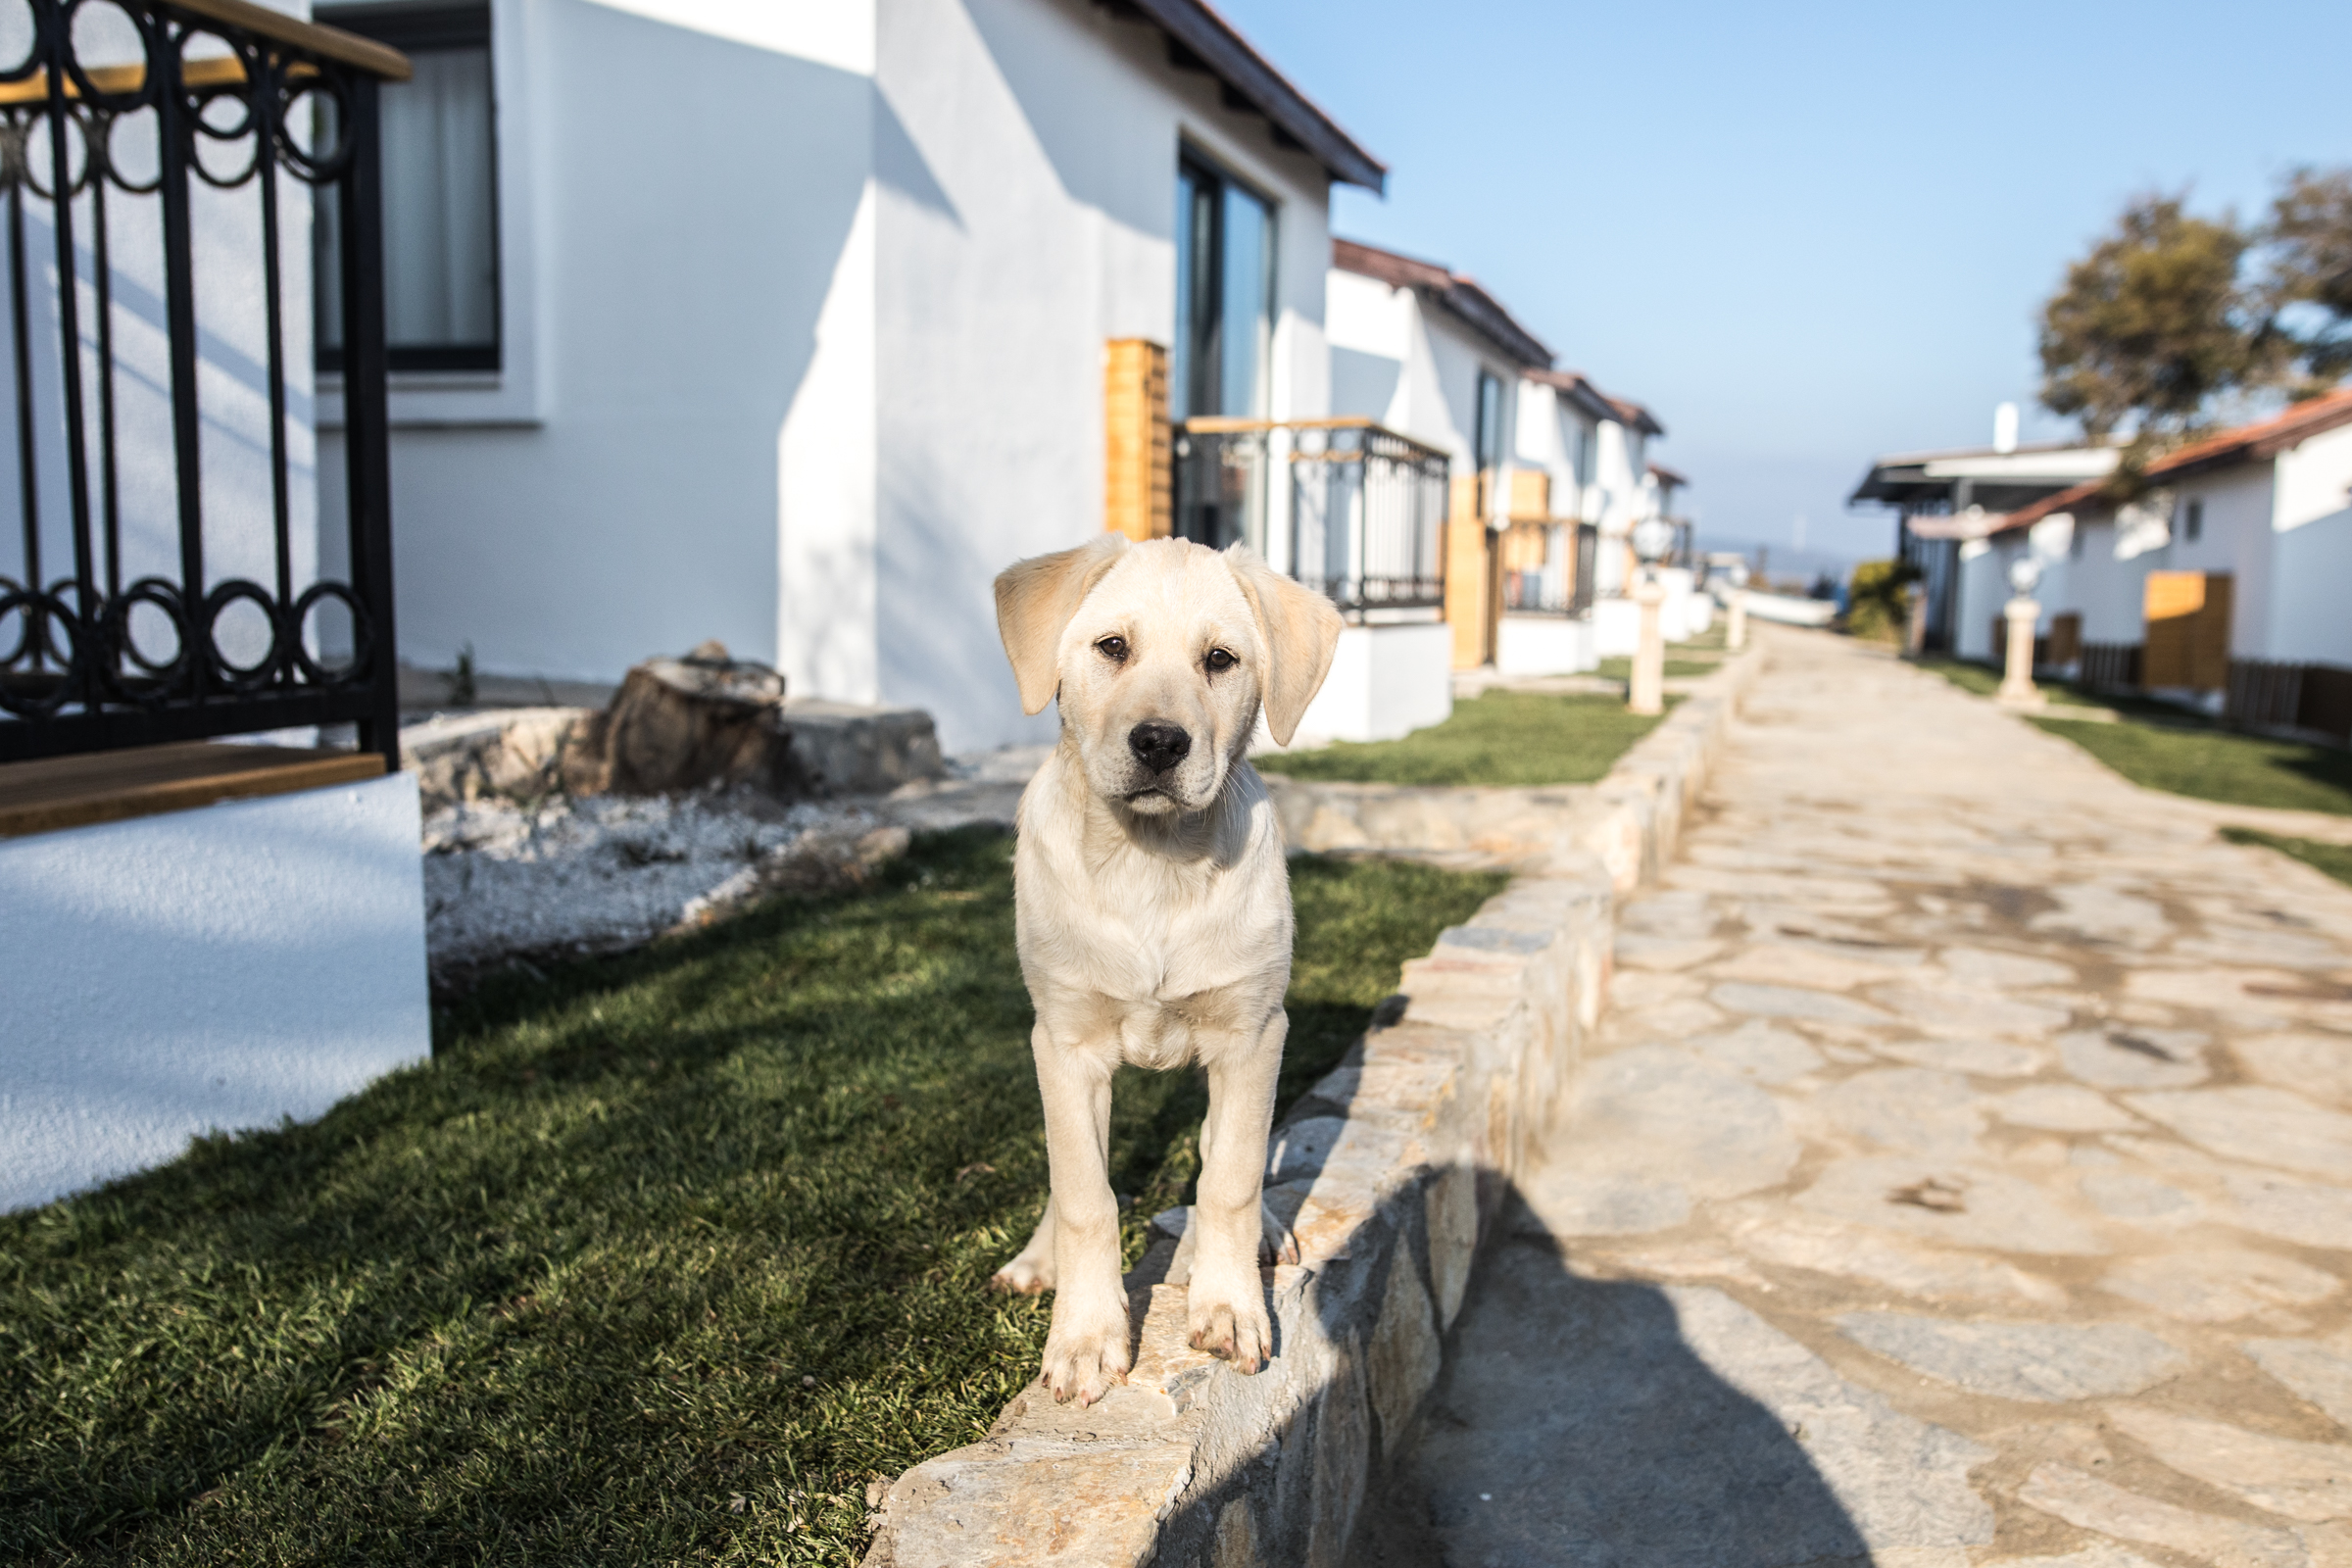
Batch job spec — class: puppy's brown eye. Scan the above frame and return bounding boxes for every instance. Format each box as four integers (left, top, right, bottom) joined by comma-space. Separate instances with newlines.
1204, 648, 1237, 673
1096, 636, 1128, 662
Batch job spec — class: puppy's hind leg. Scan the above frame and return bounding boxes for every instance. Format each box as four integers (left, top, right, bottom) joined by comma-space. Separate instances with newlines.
989, 1198, 1057, 1296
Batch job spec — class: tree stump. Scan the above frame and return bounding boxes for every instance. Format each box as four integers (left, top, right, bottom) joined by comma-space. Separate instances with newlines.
564, 641, 789, 797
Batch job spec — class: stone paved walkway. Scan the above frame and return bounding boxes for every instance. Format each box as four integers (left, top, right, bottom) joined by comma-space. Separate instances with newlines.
1385, 630, 2352, 1568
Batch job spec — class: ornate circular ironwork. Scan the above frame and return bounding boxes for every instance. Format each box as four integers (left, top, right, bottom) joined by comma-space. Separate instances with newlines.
58, 0, 163, 112
0, 580, 83, 716
200, 577, 284, 691
103, 574, 189, 692
290, 579, 370, 686
274, 72, 350, 183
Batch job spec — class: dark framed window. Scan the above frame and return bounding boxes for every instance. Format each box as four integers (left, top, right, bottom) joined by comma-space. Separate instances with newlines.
1474, 369, 1505, 470
2183, 497, 2204, 542
1172, 153, 1274, 421
316, 2, 500, 373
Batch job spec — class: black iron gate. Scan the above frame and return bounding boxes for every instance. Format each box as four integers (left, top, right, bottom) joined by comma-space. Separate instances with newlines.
0, 0, 404, 765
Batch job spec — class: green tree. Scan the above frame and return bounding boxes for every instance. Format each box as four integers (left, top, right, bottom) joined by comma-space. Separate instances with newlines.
2264, 167, 2352, 385
1844, 558, 1918, 645
2036, 195, 2277, 470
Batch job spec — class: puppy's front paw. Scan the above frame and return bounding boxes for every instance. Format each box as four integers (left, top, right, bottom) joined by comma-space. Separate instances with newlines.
1186, 1279, 1272, 1374
1043, 1305, 1132, 1406
989, 1250, 1054, 1296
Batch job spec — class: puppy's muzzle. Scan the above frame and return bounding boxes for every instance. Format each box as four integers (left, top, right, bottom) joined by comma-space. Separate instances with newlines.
1128, 720, 1192, 775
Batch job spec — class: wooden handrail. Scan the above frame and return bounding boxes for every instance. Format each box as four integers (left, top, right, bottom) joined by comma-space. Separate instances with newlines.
168, 0, 410, 79
0, 1, 411, 103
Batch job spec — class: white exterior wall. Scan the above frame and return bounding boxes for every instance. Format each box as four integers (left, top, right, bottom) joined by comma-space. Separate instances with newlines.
0, 778, 430, 1213
1294, 620, 1452, 742
2269, 423, 2352, 664
323, 0, 1338, 753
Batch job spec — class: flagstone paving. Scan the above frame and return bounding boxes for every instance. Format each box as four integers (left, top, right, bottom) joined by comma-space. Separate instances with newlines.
1388, 631, 2352, 1568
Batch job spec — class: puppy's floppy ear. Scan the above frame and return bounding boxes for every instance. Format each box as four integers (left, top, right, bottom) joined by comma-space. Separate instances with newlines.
1224, 545, 1345, 746
994, 533, 1129, 714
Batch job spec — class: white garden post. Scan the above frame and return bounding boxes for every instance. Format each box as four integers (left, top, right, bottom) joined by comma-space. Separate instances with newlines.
1997, 558, 2044, 710
1629, 515, 1676, 716
1726, 588, 1747, 652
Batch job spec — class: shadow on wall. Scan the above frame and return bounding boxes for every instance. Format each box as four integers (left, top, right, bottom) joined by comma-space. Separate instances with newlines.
336, 5, 888, 684
1131, 1164, 1872, 1567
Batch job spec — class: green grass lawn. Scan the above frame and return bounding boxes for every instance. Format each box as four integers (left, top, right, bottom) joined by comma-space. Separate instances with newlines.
0, 829, 1504, 1566
1255, 689, 1671, 787
2222, 827, 2352, 889
1917, 658, 2352, 816
1594, 656, 1721, 682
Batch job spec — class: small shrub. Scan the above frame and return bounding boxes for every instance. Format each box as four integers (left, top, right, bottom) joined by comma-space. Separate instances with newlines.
1844, 559, 1919, 644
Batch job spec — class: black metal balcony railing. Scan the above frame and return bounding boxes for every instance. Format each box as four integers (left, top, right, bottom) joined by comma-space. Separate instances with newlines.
1501, 520, 1597, 617
1174, 417, 1448, 618
0, 1, 405, 765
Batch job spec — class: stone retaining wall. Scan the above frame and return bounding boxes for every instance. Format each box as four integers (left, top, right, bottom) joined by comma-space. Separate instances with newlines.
862, 646, 1762, 1567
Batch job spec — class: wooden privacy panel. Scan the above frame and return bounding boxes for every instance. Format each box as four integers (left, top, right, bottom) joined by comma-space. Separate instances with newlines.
1446, 473, 1494, 668
1507, 468, 1551, 522
1501, 520, 1551, 572
2142, 571, 2232, 691
1104, 339, 1171, 541
2048, 612, 2082, 666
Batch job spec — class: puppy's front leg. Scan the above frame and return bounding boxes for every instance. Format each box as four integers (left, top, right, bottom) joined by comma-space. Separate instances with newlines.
1031, 1024, 1130, 1405
1188, 1009, 1285, 1374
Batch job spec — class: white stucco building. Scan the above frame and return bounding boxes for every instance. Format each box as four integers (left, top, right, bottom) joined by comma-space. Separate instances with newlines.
1958, 389, 2352, 700
316, 0, 1384, 753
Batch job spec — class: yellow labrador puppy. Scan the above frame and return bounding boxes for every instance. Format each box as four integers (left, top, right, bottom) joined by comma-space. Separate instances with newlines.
989, 533, 1343, 1406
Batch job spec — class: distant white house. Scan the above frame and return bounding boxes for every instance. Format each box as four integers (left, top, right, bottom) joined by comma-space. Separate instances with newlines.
1850, 422, 2123, 654
316, 0, 1385, 754
1961, 389, 2352, 715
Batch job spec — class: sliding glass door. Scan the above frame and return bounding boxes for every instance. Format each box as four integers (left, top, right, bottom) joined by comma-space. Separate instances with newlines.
1172, 156, 1274, 550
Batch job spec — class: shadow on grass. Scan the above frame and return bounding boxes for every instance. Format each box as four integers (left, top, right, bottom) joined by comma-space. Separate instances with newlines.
0, 829, 1502, 1566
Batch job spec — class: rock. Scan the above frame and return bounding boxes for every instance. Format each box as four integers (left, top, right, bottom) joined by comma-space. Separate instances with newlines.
565, 644, 790, 798
2242, 1334, 2352, 1430
1709, 942, 1909, 992
1935, 947, 2078, 988
2057, 1028, 2210, 1089
1728, 1210, 2066, 1305
2123, 1088, 2352, 1183
1709, 981, 1895, 1027
1837, 1315, 2187, 1401
2077, 1170, 2202, 1224
2103, 1403, 2352, 1523
1412, 1268, 1990, 1566
2224, 1170, 2352, 1250
1555, 1046, 1799, 1200
1816, 1068, 1987, 1158
2099, 1249, 2340, 1324
1688, 1020, 1825, 1085
1873, 986, 2072, 1037
1995, 1086, 2139, 1132
2232, 1034, 2352, 1110
1879, 1037, 2049, 1077
2030, 884, 2169, 944
1797, 1155, 2108, 1255
2017, 1463, 2308, 1568
1614, 933, 1723, 970
1522, 1172, 1691, 1236
1979, 1549, 2162, 1568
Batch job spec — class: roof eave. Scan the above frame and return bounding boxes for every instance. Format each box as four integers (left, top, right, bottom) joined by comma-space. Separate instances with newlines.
1118, 0, 1386, 191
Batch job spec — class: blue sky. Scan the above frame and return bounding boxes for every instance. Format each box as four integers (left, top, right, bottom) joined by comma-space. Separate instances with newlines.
1215, 0, 2352, 567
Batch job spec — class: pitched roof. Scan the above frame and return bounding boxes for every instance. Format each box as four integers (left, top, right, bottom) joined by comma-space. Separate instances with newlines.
1994, 386, 2352, 533
1648, 462, 1689, 489
1610, 396, 1665, 438
1524, 367, 1623, 426
1333, 238, 1553, 368
1121, 0, 1385, 191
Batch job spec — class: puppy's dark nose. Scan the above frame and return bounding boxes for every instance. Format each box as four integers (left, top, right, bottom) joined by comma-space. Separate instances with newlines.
1128, 720, 1192, 774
